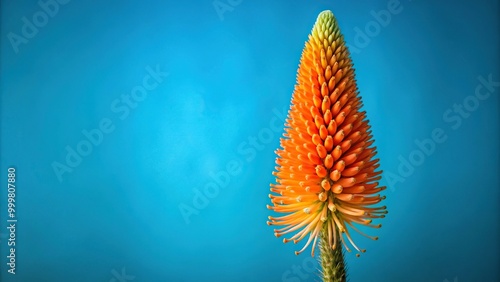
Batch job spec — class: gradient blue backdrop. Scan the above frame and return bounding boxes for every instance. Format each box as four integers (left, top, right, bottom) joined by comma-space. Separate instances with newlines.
1, 0, 499, 281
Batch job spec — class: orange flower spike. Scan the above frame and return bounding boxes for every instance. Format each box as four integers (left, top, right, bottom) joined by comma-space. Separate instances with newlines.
268, 9, 387, 263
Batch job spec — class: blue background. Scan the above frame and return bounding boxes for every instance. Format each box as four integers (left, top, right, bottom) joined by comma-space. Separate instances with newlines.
1, 0, 499, 281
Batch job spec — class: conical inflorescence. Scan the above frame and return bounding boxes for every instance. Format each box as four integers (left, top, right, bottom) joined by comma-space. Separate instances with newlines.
267, 10, 387, 259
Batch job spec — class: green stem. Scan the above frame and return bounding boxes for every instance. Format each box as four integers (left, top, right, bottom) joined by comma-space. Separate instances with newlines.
319, 227, 347, 282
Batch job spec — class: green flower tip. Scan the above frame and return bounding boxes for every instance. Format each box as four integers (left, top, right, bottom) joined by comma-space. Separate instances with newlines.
311, 10, 340, 44
317, 10, 336, 25
313, 10, 340, 36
